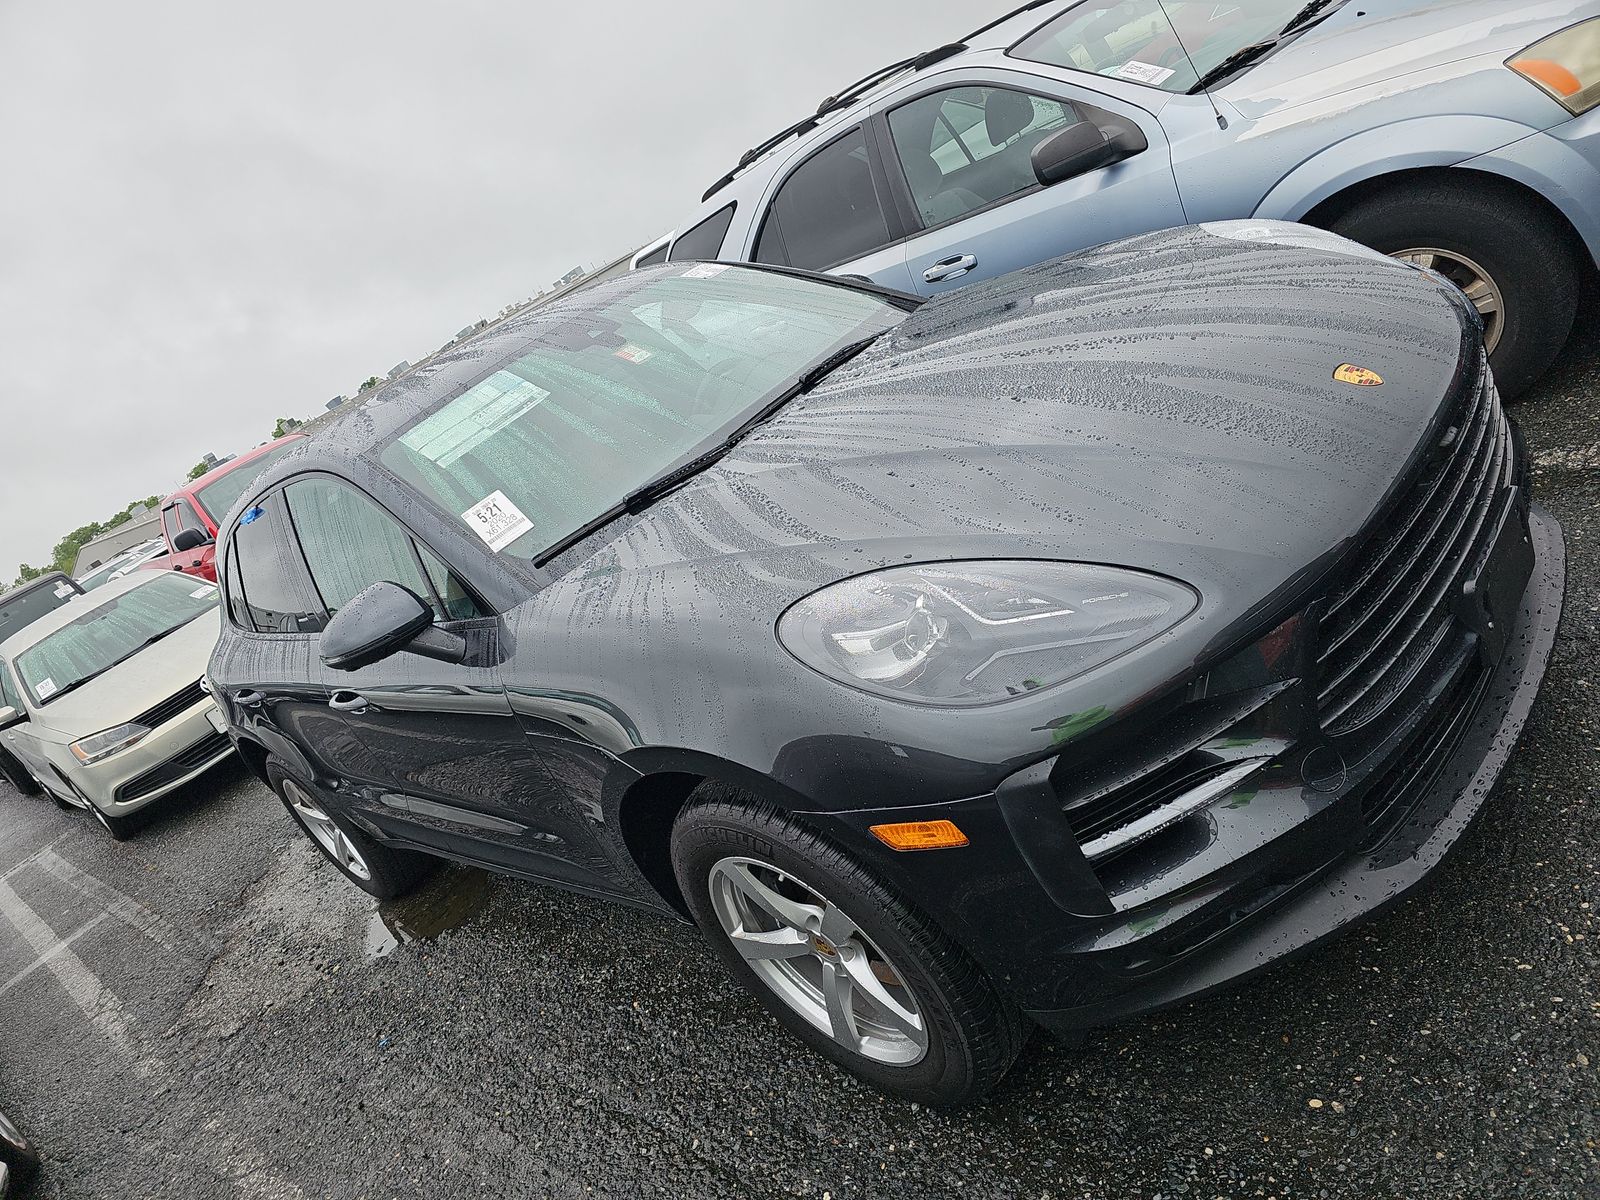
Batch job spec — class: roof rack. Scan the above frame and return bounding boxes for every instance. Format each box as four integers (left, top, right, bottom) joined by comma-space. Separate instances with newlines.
701, 0, 1060, 203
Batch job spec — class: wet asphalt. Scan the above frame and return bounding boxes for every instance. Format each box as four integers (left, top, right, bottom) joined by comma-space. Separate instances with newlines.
1, 313, 1597, 1200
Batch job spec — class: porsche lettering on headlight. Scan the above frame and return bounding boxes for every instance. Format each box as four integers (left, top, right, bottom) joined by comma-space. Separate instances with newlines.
777, 561, 1197, 706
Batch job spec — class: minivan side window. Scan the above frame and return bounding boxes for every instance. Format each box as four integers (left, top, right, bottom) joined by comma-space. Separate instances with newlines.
284, 477, 481, 622
754, 127, 893, 271
886, 86, 1078, 229
667, 203, 737, 263
228, 493, 326, 634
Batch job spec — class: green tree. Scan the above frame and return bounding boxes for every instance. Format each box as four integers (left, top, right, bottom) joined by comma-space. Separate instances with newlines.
50, 521, 109, 575
12, 564, 46, 587
271, 416, 301, 438
187, 460, 209, 481
359, 375, 381, 392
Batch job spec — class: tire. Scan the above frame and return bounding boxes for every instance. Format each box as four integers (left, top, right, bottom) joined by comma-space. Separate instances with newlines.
0, 749, 39, 797
671, 787, 1026, 1107
0, 1106, 39, 1188
1327, 178, 1581, 399
88, 802, 136, 842
265, 759, 433, 901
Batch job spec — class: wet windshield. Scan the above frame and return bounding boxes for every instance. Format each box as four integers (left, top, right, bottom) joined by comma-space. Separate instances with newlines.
15, 573, 219, 706
380, 266, 904, 560
1010, 0, 1334, 93
196, 443, 296, 524
0, 579, 79, 644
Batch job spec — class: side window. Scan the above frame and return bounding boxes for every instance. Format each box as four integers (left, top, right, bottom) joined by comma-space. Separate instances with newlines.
0, 661, 22, 713
284, 478, 481, 622
175, 499, 207, 534
222, 542, 251, 630
887, 86, 1078, 228
635, 242, 670, 268
753, 127, 893, 271
160, 505, 181, 546
667, 203, 736, 263
229, 493, 326, 634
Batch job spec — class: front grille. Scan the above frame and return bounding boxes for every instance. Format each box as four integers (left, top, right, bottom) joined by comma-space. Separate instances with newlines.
132, 680, 208, 731
117, 730, 231, 803
1064, 753, 1249, 861
1317, 355, 1513, 734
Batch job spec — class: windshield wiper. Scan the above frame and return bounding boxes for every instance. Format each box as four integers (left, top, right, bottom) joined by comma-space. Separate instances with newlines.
1187, 0, 1347, 93
532, 333, 887, 565
34, 626, 184, 705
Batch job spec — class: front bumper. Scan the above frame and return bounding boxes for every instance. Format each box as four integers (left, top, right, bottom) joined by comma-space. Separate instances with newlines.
800, 503, 1564, 1031
71, 699, 235, 813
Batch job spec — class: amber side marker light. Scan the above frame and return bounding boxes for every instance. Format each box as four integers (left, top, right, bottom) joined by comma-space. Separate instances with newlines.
869, 819, 970, 851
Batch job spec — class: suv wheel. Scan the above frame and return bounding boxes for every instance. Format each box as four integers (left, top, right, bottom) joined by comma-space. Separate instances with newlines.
671, 788, 1026, 1107
266, 759, 433, 901
1328, 178, 1581, 398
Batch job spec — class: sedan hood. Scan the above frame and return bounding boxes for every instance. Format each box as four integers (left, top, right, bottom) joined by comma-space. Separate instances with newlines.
1218, 0, 1587, 118
552, 221, 1475, 650
31, 610, 219, 740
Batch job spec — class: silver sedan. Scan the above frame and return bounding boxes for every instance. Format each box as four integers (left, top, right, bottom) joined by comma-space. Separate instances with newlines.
0, 571, 233, 839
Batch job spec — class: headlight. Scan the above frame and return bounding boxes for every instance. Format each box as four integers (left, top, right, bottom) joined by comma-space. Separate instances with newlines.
777, 561, 1196, 706
70, 723, 151, 765
1509, 18, 1600, 114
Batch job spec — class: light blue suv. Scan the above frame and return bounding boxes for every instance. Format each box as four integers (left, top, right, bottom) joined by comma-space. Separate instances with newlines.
647, 0, 1600, 395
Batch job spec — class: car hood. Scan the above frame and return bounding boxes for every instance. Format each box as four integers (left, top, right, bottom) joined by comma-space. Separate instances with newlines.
29, 609, 219, 740
543, 221, 1474, 661
1217, 0, 1586, 117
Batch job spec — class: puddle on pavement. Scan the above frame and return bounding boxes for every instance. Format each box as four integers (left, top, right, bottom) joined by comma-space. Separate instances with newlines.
364, 865, 493, 960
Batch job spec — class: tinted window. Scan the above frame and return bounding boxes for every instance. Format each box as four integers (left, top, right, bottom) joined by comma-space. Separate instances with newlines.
285, 478, 479, 621
635, 242, 670, 268
1009, 0, 1305, 93
0, 579, 77, 643
888, 86, 1077, 228
667, 204, 736, 263
228, 492, 325, 634
379, 268, 902, 561
0, 661, 22, 713
196, 443, 295, 525
754, 128, 892, 270
175, 499, 206, 534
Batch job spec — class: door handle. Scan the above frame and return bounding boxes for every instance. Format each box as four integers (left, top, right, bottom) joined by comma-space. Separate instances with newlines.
923, 253, 977, 283
233, 690, 264, 707
329, 691, 368, 714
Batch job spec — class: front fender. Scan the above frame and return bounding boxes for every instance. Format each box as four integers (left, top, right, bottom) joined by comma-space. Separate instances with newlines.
1252, 114, 1547, 223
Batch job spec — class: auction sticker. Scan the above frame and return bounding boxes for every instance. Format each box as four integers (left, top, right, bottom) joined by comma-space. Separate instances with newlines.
1110, 61, 1175, 85
681, 263, 727, 279
35, 677, 57, 701
54, 583, 74, 599
614, 344, 653, 364
462, 491, 534, 552
191, 585, 218, 599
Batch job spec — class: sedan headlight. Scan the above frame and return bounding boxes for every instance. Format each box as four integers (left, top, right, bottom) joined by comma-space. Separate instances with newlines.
1510, 18, 1600, 114
70, 723, 151, 765
777, 561, 1197, 706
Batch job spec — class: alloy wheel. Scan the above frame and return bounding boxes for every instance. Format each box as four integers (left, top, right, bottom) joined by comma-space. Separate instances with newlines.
283, 779, 372, 881
708, 855, 927, 1065
1391, 247, 1505, 353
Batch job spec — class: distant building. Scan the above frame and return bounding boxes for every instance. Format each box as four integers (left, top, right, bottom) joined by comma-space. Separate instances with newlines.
326, 395, 347, 411
554, 266, 585, 289
387, 361, 410, 380
71, 510, 163, 576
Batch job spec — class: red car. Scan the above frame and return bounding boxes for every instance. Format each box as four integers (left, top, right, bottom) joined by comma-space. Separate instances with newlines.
152, 434, 305, 580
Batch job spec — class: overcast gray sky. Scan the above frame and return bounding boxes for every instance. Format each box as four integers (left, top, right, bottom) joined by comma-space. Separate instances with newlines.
0, 0, 1010, 577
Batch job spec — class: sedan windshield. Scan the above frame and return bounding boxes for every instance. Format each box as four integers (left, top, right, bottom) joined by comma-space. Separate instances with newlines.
15, 573, 219, 706
1010, 0, 1337, 93
380, 266, 905, 560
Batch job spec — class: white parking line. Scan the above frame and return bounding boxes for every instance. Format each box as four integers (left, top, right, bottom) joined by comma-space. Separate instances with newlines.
32, 847, 215, 960
0, 911, 109, 999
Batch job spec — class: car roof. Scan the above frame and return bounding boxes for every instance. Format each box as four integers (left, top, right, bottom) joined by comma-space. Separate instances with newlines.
0, 570, 176, 660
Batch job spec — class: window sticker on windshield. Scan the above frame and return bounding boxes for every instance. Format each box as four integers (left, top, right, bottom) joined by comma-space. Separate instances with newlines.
681, 263, 727, 279
190, 585, 217, 599
1109, 61, 1175, 85
35, 677, 56, 700
402, 372, 552, 468
54, 584, 74, 599
462, 490, 535, 553
613, 344, 653, 364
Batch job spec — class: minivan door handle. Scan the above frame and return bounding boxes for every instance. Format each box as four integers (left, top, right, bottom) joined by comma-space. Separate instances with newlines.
233, 690, 264, 707
923, 253, 978, 283
328, 691, 368, 714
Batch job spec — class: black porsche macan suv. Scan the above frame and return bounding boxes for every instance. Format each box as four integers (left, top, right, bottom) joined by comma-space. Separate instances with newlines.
208, 222, 1563, 1106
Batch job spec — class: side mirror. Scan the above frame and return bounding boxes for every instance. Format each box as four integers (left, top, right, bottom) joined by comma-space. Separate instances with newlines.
321, 582, 468, 672
0, 705, 23, 731
172, 528, 213, 553
1031, 121, 1146, 187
